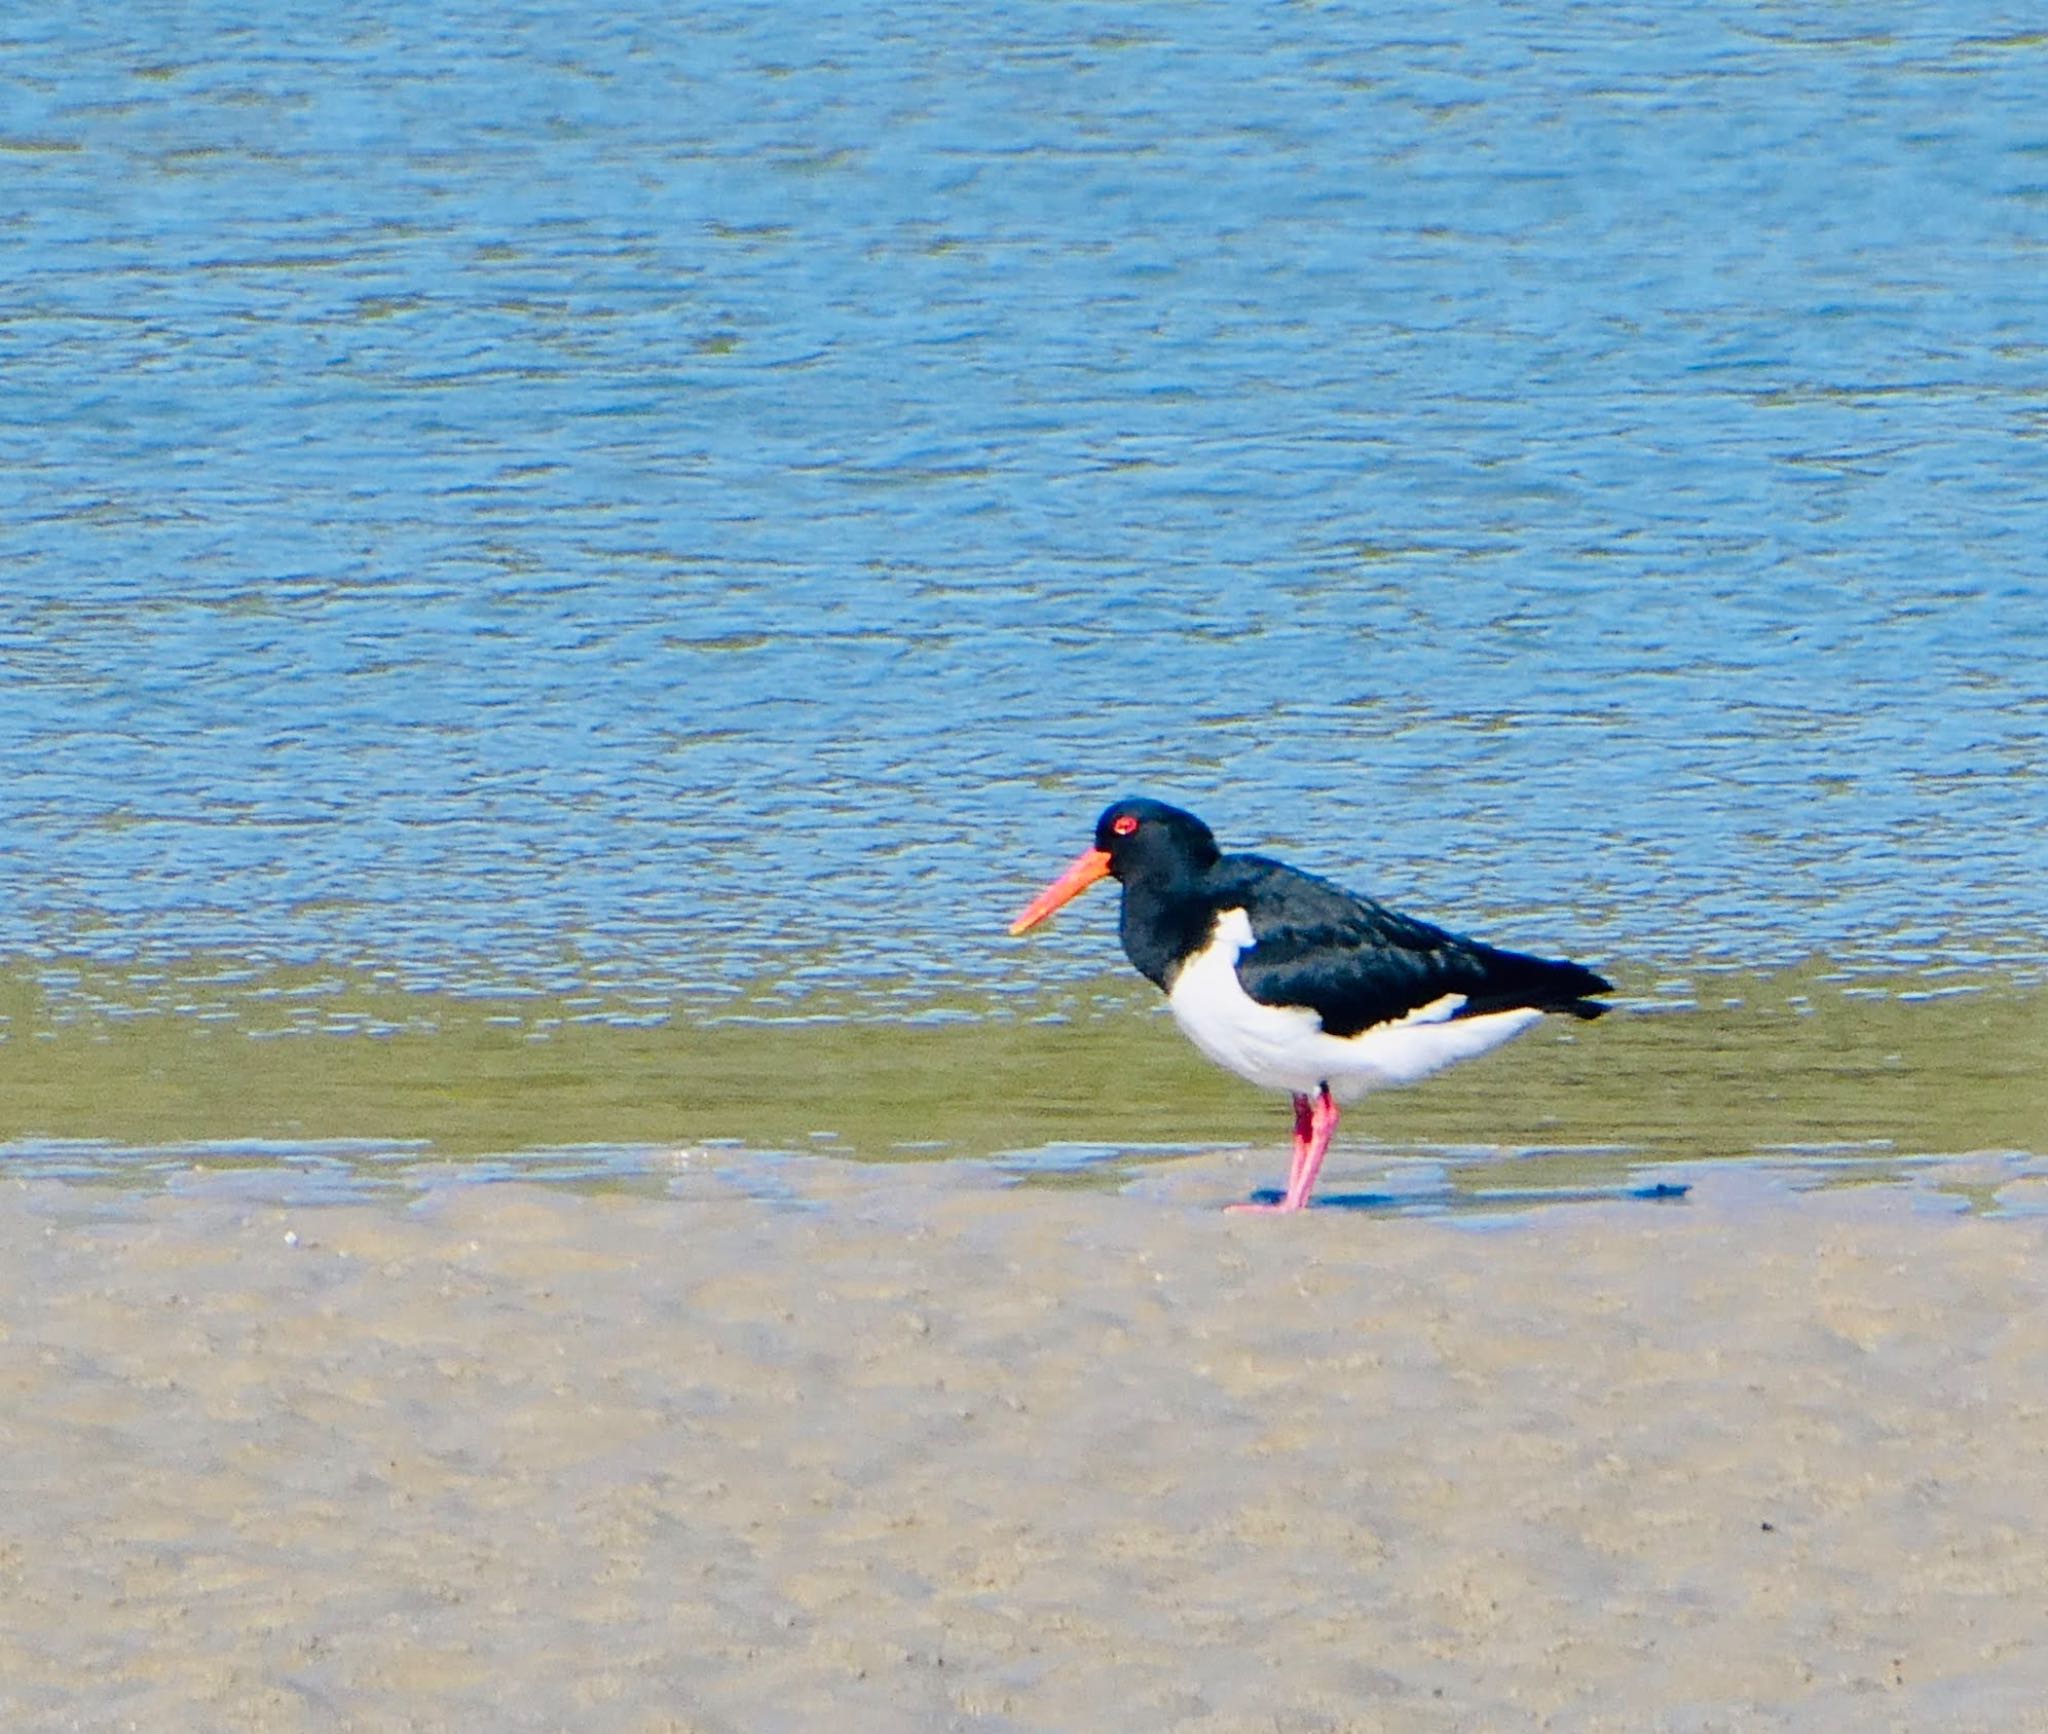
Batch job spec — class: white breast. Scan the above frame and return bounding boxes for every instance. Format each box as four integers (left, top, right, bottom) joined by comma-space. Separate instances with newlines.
1164, 907, 1545, 1102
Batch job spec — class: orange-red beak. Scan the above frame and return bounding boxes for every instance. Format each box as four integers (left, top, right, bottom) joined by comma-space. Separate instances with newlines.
1008, 847, 1113, 936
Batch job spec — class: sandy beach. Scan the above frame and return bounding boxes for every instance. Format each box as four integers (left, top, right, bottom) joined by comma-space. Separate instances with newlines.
3, 1149, 2046, 1732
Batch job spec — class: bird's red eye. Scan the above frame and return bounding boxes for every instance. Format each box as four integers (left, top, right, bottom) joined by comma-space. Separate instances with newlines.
1111, 814, 1139, 836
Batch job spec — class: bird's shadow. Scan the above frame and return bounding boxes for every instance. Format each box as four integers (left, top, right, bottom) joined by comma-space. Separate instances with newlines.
1243, 1180, 1691, 1215
1243, 1188, 1403, 1212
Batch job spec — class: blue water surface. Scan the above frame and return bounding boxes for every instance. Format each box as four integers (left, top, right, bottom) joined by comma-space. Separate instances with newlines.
4, 5, 2046, 1013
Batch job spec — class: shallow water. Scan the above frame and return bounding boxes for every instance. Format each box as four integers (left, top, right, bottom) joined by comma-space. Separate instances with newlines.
2, 962, 2041, 1199
21, 1132, 2048, 1224
5, 4, 2047, 1039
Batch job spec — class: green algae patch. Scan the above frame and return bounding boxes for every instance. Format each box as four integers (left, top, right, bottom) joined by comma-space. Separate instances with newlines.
0, 962, 2040, 1163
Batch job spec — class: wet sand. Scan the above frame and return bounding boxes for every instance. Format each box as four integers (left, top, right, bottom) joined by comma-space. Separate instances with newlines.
4, 1151, 2047, 1732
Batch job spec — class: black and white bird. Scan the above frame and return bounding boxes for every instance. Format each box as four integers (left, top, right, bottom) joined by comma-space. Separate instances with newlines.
1009, 798, 1613, 1213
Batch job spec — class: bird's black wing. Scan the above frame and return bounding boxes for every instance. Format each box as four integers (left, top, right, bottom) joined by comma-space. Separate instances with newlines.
1217, 855, 1612, 1040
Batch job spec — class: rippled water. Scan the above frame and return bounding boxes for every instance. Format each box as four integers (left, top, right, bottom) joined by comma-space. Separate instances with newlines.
5, 6, 2047, 1022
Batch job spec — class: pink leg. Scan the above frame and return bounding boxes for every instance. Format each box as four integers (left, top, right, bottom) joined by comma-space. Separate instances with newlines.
1288, 1092, 1314, 1176
1284, 1086, 1339, 1210
1227, 1087, 1334, 1214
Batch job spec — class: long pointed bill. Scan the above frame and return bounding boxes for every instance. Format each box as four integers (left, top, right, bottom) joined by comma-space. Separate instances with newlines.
1008, 847, 1113, 935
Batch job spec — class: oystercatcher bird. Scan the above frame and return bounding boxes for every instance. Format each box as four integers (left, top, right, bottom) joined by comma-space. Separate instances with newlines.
1009, 798, 1613, 1212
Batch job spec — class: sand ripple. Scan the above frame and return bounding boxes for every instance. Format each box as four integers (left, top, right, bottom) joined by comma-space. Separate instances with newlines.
2, 1156, 2045, 1730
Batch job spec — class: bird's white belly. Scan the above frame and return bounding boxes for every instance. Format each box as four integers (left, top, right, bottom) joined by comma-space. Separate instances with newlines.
1164, 908, 1544, 1101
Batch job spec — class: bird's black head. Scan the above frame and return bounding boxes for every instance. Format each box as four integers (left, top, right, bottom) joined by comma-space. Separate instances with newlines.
1009, 797, 1222, 936
1092, 798, 1220, 881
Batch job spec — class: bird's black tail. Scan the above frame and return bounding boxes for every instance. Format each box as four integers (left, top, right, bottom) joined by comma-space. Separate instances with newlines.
1457, 946, 1614, 1020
